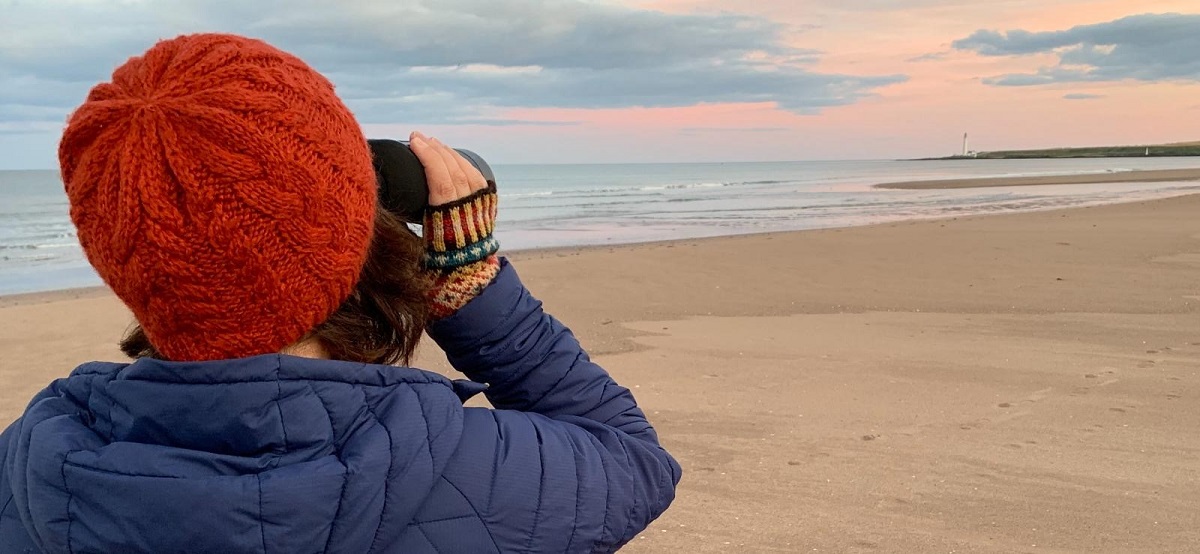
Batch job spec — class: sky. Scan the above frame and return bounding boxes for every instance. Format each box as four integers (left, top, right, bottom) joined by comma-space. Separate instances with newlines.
0, 0, 1197, 167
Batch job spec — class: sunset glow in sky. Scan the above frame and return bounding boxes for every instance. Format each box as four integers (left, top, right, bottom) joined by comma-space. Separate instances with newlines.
0, 0, 1197, 167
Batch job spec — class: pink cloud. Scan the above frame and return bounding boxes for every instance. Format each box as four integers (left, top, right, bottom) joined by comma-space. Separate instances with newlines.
373, 0, 1200, 162
528, 0, 1200, 159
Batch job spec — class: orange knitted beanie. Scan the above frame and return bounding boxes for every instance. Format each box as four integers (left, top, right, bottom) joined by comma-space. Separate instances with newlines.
59, 34, 377, 361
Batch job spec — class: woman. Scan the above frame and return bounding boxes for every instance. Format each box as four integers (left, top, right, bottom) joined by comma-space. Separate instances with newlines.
0, 34, 679, 553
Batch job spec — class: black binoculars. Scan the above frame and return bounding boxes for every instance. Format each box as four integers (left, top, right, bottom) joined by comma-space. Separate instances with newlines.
368, 139, 495, 223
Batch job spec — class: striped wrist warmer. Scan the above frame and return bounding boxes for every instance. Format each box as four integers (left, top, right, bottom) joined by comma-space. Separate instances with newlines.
424, 185, 501, 319
424, 184, 499, 269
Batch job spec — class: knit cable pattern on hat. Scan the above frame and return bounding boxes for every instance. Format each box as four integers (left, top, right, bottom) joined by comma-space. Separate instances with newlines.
423, 184, 501, 319
59, 33, 377, 361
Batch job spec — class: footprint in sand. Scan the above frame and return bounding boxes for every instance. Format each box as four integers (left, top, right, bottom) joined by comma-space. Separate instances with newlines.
1139, 339, 1200, 386
1025, 387, 1053, 403
1074, 370, 1117, 396
963, 389, 1051, 429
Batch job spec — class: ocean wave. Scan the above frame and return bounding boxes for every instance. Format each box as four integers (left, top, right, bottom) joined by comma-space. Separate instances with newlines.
641, 182, 727, 191
505, 191, 555, 199
503, 179, 784, 200
0, 230, 77, 249
1, 253, 63, 263
0, 242, 77, 251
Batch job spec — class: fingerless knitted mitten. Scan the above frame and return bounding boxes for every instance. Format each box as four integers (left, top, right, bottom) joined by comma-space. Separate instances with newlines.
424, 184, 501, 319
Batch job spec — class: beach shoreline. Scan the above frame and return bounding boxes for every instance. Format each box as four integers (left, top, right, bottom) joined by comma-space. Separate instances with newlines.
8, 160, 1200, 298
7, 181, 1200, 302
4, 193, 1200, 551
875, 167, 1200, 189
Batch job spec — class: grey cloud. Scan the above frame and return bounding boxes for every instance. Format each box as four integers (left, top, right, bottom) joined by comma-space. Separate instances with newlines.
953, 29, 1068, 56
907, 52, 948, 63
335, 59, 897, 122
0, 0, 905, 131
980, 67, 1089, 86
443, 119, 581, 127
258, 1, 792, 70
1063, 93, 1104, 100
954, 13, 1200, 85
679, 127, 789, 134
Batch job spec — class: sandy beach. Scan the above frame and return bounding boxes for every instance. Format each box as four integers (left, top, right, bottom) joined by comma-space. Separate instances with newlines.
877, 167, 1200, 189
3, 192, 1200, 552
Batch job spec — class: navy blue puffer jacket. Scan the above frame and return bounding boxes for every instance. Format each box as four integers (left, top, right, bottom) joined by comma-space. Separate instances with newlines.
0, 259, 681, 553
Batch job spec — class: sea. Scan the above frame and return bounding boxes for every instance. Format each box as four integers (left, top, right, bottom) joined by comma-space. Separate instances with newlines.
3, 157, 1200, 295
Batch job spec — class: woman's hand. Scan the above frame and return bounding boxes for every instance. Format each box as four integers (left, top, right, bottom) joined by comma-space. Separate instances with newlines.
408, 131, 501, 320
409, 131, 489, 206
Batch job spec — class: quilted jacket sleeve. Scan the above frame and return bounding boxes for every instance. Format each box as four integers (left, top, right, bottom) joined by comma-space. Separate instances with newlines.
0, 424, 11, 519
1, 421, 41, 553
427, 258, 681, 553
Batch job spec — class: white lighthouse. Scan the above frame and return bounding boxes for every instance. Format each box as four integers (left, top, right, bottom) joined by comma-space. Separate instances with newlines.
962, 133, 970, 157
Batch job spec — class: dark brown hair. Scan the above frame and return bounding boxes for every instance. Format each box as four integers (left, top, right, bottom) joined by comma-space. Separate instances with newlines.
121, 208, 431, 365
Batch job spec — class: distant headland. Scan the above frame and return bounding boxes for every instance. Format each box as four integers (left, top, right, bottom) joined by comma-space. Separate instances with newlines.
922, 140, 1200, 160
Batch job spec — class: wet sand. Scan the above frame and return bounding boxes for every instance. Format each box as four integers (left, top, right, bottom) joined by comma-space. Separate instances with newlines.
3, 195, 1200, 552
876, 167, 1200, 189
